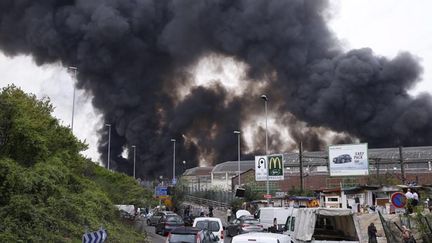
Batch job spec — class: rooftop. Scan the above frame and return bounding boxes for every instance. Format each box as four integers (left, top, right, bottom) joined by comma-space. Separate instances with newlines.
212, 160, 255, 173
183, 166, 213, 176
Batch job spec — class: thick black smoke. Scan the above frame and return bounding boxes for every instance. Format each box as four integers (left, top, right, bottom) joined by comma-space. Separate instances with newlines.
0, 0, 431, 178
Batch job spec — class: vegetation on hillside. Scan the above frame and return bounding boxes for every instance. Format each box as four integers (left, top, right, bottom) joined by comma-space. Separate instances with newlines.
0, 86, 154, 242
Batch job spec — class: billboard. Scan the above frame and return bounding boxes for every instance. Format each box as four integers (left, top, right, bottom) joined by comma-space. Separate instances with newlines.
255, 154, 284, 181
329, 143, 369, 176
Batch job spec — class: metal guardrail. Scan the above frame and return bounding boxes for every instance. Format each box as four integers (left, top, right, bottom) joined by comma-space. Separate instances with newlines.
184, 195, 229, 209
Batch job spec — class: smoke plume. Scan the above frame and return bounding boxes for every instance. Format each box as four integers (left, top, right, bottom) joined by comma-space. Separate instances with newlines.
0, 0, 431, 178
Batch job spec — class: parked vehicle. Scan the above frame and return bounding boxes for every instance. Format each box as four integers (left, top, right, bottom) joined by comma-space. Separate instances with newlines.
147, 211, 176, 226
235, 209, 251, 219
231, 232, 290, 243
192, 217, 224, 243
155, 214, 185, 236
226, 216, 263, 236
166, 227, 220, 243
255, 207, 292, 230
332, 154, 352, 164
283, 208, 360, 242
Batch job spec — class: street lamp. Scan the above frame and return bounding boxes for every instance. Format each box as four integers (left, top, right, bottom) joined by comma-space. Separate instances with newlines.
234, 130, 241, 187
131, 145, 136, 179
260, 94, 270, 203
105, 124, 111, 170
171, 139, 176, 184
68, 66, 78, 132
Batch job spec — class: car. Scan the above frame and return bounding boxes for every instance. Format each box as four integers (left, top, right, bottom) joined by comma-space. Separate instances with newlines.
192, 217, 224, 243
333, 154, 352, 164
226, 217, 263, 236
155, 214, 185, 236
166, 227, 220, 243
147, 211, 176, 226
231, 232, 290, 243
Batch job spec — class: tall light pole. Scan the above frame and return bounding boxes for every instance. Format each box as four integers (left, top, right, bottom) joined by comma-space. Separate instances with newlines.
234, 130, 241, 187
106, 124, 111, 170
68, 66, 77, 132
260, 94, 270, 203
171, 139, 176, 184
132, 145, 136, 179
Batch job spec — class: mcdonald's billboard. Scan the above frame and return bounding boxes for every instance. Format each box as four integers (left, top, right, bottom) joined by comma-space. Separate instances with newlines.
255, 154, 284, 181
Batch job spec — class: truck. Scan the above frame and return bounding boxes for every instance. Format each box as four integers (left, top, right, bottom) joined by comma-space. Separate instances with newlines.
283, 208, 360, 243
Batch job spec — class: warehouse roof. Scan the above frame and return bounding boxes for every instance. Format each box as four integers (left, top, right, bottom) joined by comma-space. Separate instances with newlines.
183, 166, 213, 176
212, 160, 255, 173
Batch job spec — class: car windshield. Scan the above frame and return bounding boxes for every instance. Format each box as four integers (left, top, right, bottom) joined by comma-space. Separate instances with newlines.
195, 220, 220, 232
169, 233, 196, 243
167, 216, 184, 223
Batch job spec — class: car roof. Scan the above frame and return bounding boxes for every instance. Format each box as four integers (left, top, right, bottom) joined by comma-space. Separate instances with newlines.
170, 226, 202, 234
194, 217, 222, 222
233, 232, 289, 240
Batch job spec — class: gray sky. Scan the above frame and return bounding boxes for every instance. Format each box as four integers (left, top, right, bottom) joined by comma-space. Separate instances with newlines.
0, 0, 431, 163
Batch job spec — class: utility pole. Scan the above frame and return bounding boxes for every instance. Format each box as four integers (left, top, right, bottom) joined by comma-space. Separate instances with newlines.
105, 124, 111, 170
68, 67, 77, 132
399, 146, 406, 184
260, 95, 270, 205
375, 159, 380, 184
299, 141, 304, 193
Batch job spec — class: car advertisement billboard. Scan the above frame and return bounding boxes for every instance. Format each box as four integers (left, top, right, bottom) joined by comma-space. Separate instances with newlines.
255, 154, 284, 181
329, 143, 369, 176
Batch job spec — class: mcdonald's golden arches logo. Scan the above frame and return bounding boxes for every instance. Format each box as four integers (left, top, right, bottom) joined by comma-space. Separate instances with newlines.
268, 155, 283, 176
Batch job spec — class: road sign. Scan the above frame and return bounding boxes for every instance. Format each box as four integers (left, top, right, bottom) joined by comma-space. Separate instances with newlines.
255, 154, 285, 181
82, 228, 107, 243
155, 186, 168, 197
268, 154, 283, 178
264, 194, 272, 199
255, 156, 267, 181
391, 192, 407, 208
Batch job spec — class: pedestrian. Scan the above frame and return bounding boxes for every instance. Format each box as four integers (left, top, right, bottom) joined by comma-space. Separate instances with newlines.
402, 226, 416, 243
427, 198, 432, 212
367, 223, 377, 243
405, 189, 413, 199
200, 206, 205, 217
269, 218, 278, 233
208, 205, 214, 217
412, 190, 419, 206
226, 207, 232, 222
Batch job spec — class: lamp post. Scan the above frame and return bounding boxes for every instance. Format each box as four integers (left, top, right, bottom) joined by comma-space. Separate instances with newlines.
106, 124, 111, 170
132, 145, 136, 179
171, 139, 176, 184
68, 66, 77, 132
234, 130, 241, 188
260, 94, 269, 203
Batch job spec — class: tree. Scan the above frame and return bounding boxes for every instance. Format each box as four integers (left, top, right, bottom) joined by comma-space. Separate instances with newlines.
0, 86, 154, 241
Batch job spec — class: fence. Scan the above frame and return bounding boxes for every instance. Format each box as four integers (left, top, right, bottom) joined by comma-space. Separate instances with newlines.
186, 188, 234, 205
184, 195, 230, 208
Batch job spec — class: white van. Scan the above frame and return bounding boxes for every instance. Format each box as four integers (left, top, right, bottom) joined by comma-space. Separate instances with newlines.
232, 232, 290, 243
255, 207, 292, 230
192, 217, 224, 243
283, 208, 360, 243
